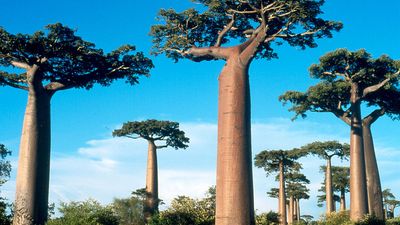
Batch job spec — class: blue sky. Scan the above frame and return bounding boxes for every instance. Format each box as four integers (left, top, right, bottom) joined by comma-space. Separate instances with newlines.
0, 0, 399, 219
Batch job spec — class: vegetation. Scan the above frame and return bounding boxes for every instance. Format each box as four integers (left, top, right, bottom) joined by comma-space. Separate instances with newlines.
255, 148, 307, 224
113, 119, 189, 221
317, 166, 350, 212
0, 23, 153, 225
280, 49, 400, 220
300, 141, 349, 214
0, 144, 11, 225
150, 1, 341, 224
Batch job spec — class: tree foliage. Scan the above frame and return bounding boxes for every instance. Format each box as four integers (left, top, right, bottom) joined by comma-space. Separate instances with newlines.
148, 187, 216, 225
300, 141, 349, 160
0, 23, 153, 92
317, 166, 350, 206
383, 189, 400, 219
254, 148, 306, 175
0, 144, 11, 225
280, 49, 400, 122
113, 119, 189, 149
47, 199, 119, 225
112, 196, 145, 225
150, 0, 342, 62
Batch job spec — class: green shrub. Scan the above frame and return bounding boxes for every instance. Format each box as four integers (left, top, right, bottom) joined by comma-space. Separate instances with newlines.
387, 217, 400, 225
317, 211, 352, 225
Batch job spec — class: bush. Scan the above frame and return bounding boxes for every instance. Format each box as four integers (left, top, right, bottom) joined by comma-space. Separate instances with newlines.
46, 199, 119, 225
387, 217, 400, 225
256, 211, 279, 225
317, 211, 352, 225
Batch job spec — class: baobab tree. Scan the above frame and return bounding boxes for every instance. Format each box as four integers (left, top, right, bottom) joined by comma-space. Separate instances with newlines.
318, 166, 350, 212
0, 23, 153, 225
113, 119, 189, 221
301, 141, 349, 214
150, 1, 341, 224
255, 148, 306, 225
285, 171, 310, 224
280, 49, 400, 220
382, 188, 400, 219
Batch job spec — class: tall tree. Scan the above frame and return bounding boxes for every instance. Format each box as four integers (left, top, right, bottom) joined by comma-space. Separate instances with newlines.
300, 141, 349, 214
113, 120, 189, 221
0, 144, 12, 225
382, 188, 400, 219
317, 166, 350, 212
0, 24, 153, 225
285, 171, 310, 224
255, 148, 305, 225
150, 2, 341, 224
279, 49, 400, 220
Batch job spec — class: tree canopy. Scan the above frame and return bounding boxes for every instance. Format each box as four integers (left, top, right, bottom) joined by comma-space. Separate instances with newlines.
0, 23, 153, 92
254, 148, 305, 175
150, 0, 342, 62
301, 141, 349, 160
112, 119, 189, 149
280, 49, 400, 122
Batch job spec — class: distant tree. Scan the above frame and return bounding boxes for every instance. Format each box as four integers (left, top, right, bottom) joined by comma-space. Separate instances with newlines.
112, 196, 145, 225
113, 120, 189, 221
285, 171, 310, 223
317, 166, 350, 212
150, 1, 342, 224
47, 199, 119, 225
300, 141, 349, 214
280, 49, 400, 220
0, 23, 153, 225
0, 144, 11, 225
255, 148, 306, 225
382, 189, 400, 219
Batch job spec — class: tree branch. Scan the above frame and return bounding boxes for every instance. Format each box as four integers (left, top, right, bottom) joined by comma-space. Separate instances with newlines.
156, 145, 168, 149
363, 108, 386, 126
214, 14, 236, 47
362, 77, 390, 97
332, 108, 351, 126
0, 77, 28, 91
125, 135, 141, 139
11, 61, 30, 70
185, 46, 230, 61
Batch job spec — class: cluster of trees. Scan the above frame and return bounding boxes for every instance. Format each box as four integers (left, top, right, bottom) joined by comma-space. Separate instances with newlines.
255, 141, 350, 224
0, 0, 398, 225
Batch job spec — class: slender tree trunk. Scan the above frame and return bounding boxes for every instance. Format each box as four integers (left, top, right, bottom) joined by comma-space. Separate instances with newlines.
215, 50, 255, 225
326, 157, 335, 214
144, 140, 158, 222
340, 189, 346, 211
13, 89, 52, 225
363, 123, 384, 219
296, 198, 300, 222
288, 196, 294, 224
278, 162, 287, 225
349, 84, 368, 221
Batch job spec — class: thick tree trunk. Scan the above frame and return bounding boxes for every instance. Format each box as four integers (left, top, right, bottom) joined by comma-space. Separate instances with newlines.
363, 123, 384, 219
349, 84, 369, 221
326, 157, 335, 214
144, 140, 158, 222
278, 162, 287, 225
13, 90, 52, 225
340, 189, 346, 211
288, 196, 294, 224
215, 51, 255, 225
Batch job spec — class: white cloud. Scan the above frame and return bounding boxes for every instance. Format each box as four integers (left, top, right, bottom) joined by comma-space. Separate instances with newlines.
2, 118, 400, 218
